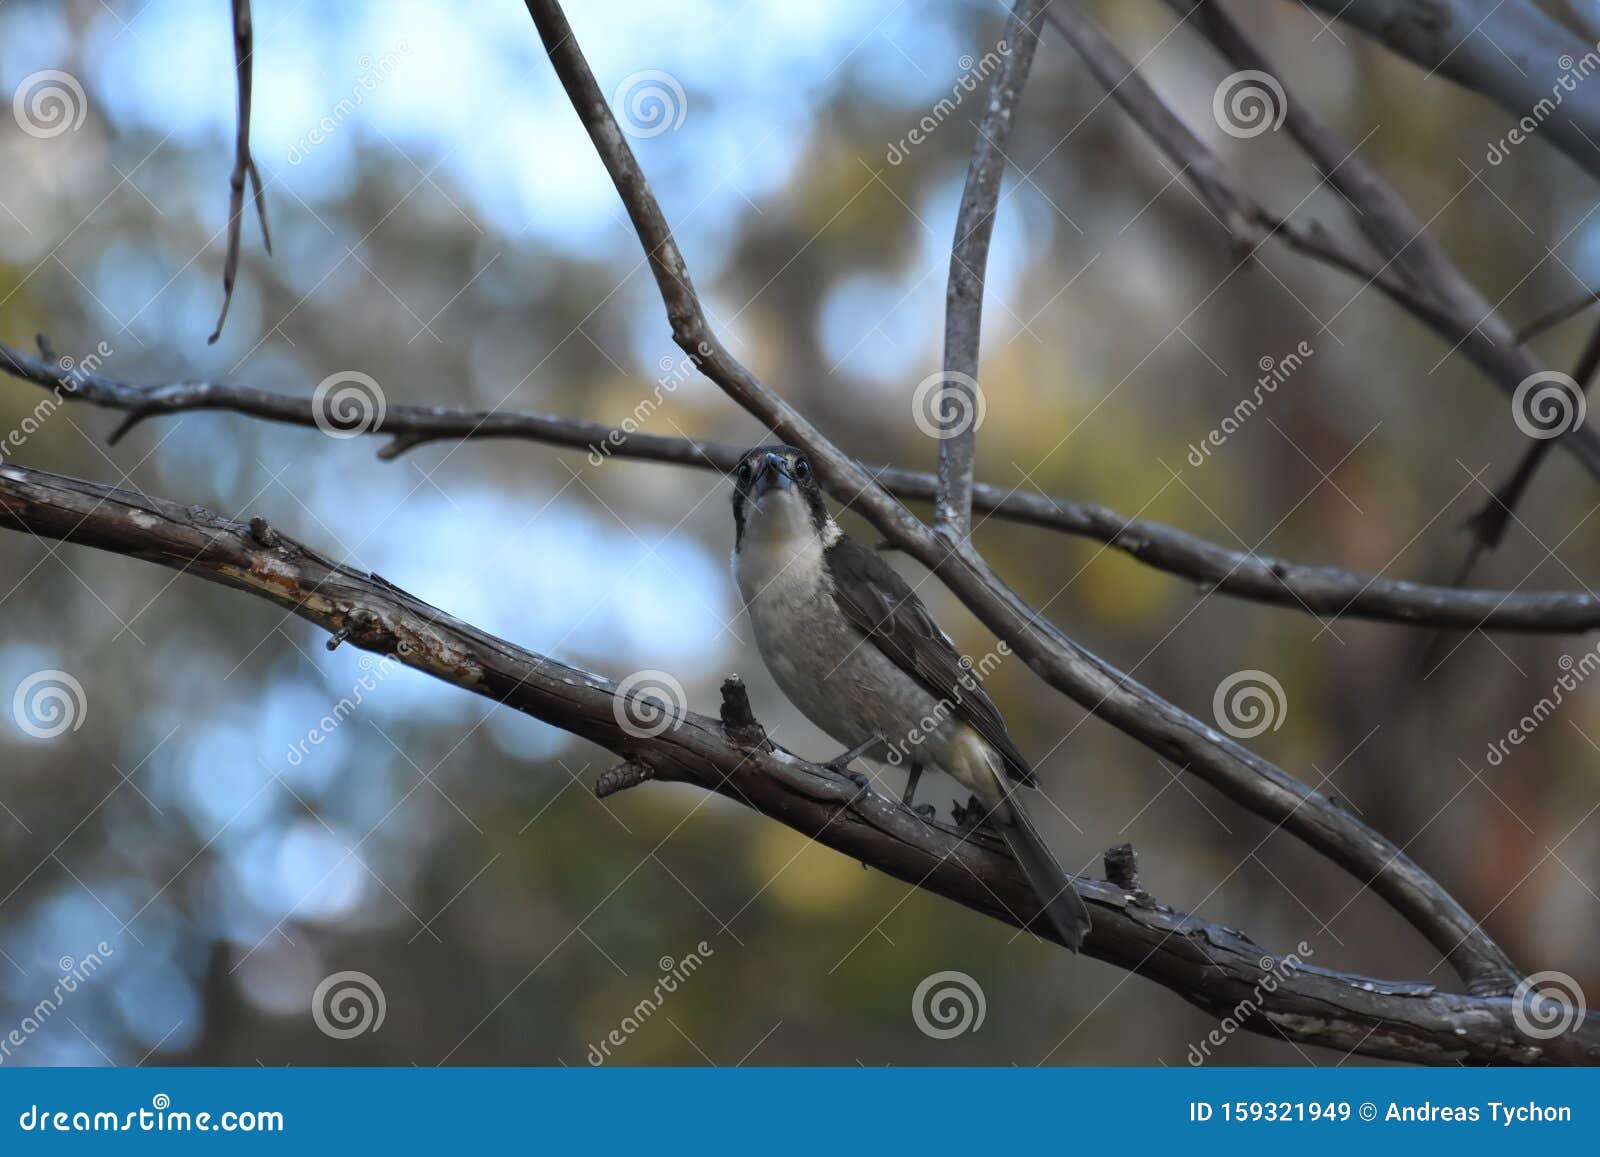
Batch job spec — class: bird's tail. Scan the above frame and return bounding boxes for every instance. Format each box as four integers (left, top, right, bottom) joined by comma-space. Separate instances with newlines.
949, 728, 1091, 951
997, 792, 1092, 952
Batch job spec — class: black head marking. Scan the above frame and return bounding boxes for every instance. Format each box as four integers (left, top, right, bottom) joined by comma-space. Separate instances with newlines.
731, 444, 828, 548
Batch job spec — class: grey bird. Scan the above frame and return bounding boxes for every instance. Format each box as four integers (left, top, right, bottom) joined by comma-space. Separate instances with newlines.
730, 444, 1091, 950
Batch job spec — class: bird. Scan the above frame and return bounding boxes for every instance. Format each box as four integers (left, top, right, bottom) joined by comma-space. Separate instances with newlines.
729, 443, 1091, 950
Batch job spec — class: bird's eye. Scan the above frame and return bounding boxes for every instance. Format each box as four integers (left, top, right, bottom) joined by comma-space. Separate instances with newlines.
793, 457, 811, 481
737, 461, 753, 484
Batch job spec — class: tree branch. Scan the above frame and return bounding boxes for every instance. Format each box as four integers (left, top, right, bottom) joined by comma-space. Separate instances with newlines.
1046, 0, 1600, 480
210, 0, 271, 345
937, 0, 1046, 538
0, 460, 1587, 1065
1170, 0, 1589, 562
522, 0, 1519, 993
10, 334, 1600, 637
1300, 0, 1600, 182
6, 334, 1599, 635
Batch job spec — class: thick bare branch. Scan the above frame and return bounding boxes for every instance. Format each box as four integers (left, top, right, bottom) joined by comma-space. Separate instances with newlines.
522, 0, 1519, 993
210, 0, 271, 345
937, 0, 1047, 537
10, 340, 1600, 632
0, 461, 1588, 1065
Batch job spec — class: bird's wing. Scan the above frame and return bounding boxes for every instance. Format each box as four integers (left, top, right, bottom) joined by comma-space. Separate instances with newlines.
824, 534, 1035, 784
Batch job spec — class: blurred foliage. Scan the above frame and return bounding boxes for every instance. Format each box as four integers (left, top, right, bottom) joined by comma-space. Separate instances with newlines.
0, 0, 1596, 1067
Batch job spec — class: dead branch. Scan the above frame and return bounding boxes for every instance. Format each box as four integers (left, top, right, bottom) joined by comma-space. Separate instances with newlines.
10, 338, 1600, 633
524, 0, 1519, 994
209, 0, 271, 345
0, 460, 1587, 1065
937, 0, 1047, 538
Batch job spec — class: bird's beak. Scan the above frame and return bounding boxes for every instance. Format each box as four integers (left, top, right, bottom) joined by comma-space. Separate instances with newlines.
750, 452, 792, 500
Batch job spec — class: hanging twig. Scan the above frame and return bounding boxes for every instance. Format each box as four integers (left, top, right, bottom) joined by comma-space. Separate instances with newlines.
209, 0, 271, 344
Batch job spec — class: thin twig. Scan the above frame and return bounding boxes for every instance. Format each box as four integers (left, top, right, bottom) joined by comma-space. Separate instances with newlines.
1049, 0, 1600, 479
1516, 289, 1600, 345
209, 0, 271, 345
9, 337, 1600, 632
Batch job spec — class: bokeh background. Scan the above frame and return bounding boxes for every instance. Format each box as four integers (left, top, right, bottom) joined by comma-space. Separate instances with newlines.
0, 0, 1597, 1066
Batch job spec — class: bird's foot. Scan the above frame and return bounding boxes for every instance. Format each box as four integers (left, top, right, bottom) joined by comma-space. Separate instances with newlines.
825, 735, 883, 797
951, 794, 991, 833
913, 803, 937, 821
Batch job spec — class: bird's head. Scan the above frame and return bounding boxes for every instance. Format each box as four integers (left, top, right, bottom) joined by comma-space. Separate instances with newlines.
731, 444, 830, 552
